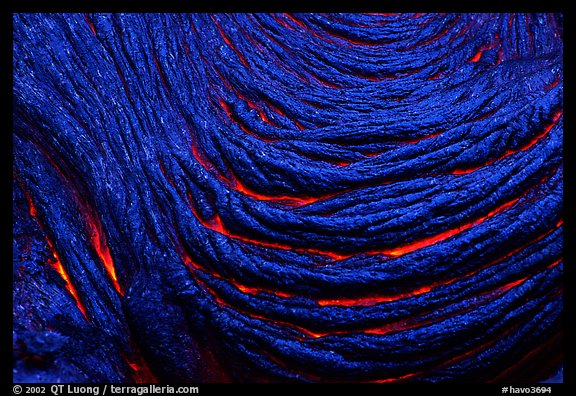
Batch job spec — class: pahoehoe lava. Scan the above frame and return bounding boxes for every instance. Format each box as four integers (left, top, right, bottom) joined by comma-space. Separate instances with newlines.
13, 13, 563, 383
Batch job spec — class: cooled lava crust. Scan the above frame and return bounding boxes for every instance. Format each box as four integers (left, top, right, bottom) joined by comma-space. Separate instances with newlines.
13, 13, 563, 383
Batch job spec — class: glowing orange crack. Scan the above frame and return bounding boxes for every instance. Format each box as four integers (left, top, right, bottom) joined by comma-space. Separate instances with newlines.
89, 222, 123, 295
189, 189, 520, 265
212, 16, 249, 68
19, 183, 90, 320
46, 238, 90, 321
452, 109, 562, 175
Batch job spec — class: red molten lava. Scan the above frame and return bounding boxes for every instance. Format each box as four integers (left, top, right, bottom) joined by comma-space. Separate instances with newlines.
114, 60, 132, 101
218, 99, 275, 142
235, 283, 294, 299
400, 130, 443, 144
158, 158, 175, 188
189, 180, 521, 266
231, 177, 320, 206
373, 372, 419, 383
318, 196, 525, 307
84, 14, 97, 36
379, 196, 520, 257
319, 221, 561, 308
246, 98, 274, 125
317, 284, 434, 307
212, 16, 249, 68
189, 199, 355, 262
88, 221, 123, 295
427, 70, 443, 80
18, 181, 90, 320
283, 13, 308, 30
193, 271, 330, 340
468, 108, 497, 123
123, 354, 157, 383
151, 51, 168, 88
469, 40, 499, 62
546, 76, 560, 90
452, 109, 562, 174
47, 238, 90, 321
